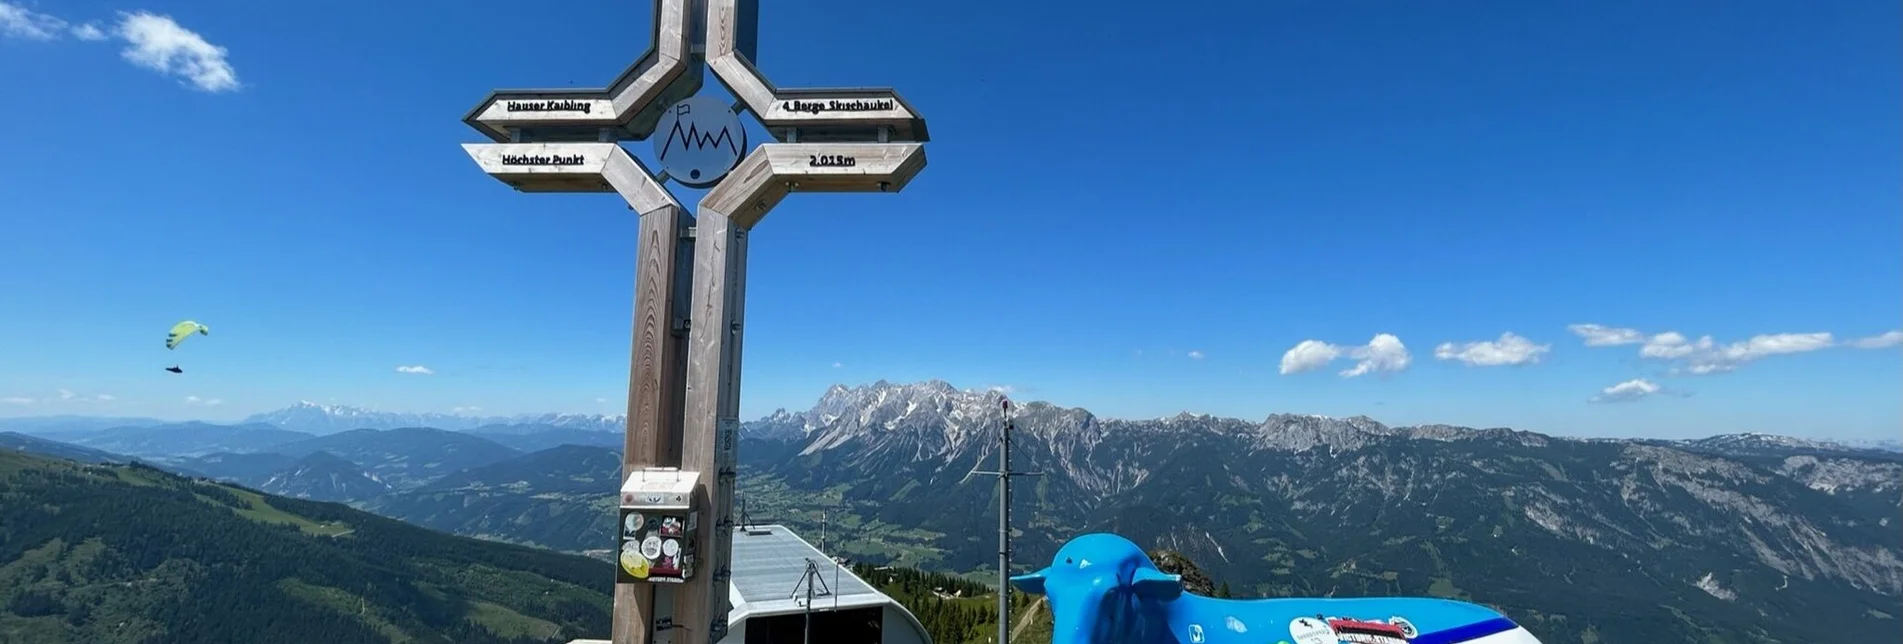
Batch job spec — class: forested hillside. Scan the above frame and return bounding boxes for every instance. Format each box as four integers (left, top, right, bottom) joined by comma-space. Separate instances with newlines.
0, 451, 612, 644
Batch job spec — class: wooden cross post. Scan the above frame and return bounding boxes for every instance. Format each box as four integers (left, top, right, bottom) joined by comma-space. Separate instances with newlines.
459, 2, 701, 643
460, 1, 930, 642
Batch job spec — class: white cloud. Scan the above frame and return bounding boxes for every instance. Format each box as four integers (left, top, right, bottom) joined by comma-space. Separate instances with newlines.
0, 5, 240, 91
832, 362, 844, 368
1279, 334, 1412, 378
183, 395, 223, 406
0, 2, 66, 40
0, 396, 32, 405
595, 397, 610, 404
1590, 379, 1662, 403
1574, 322, 1839, 375
1187, 350, 1205, 360
93, 394, 115, 402
453, 406, 483, 413
1341, 334, 1411, 377
987, 385, 1016, 394
1278, 340, 1343, 375
1567, 324, 1647, 347
1434, 332, 1550, 367
1848, 330, 1903, 349
395, 365, 435, 375
115, 11, 240, 92
1641, 331, 1834, 375
57, 389, 76, 401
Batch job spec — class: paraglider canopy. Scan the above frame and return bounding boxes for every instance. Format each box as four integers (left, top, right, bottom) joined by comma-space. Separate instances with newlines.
166, 321, 209, 350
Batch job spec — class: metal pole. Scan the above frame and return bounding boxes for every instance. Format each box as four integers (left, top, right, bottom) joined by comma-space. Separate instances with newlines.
997, 399, 1013, 644
803, 561, 815, 644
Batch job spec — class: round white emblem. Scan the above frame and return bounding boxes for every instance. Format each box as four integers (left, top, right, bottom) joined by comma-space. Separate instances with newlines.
653, 94, 747, 188
1288, 617, 1336, 644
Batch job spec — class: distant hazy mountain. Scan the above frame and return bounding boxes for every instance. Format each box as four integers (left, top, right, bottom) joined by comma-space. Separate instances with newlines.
0, 431, 132, 464
0, 414, 166, 434
366, 445, 622, 552
240, 401, 623, 435
43, 422, 314, 458
257, 451, 392, 502
272, 427, 522, 489
468, 425, 624, 452
168, 451, 301, 486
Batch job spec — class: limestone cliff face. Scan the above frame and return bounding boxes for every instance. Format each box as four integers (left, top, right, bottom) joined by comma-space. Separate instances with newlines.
1146, 549, 1216, 596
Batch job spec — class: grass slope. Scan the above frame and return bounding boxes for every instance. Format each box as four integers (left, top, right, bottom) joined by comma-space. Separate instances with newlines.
0, 451, 612, 644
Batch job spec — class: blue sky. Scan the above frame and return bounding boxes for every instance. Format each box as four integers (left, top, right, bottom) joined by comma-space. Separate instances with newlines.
0, 0, 1896, 440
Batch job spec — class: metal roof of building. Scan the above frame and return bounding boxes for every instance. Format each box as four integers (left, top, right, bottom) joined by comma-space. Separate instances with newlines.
729, 524, 880, 608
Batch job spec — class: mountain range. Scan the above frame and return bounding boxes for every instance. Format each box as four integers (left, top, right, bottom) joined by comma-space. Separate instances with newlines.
4, 380, 1900, 643
237, 402, 626, 435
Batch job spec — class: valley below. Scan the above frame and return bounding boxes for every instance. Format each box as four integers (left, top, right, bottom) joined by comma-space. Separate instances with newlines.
4, 380, 1900, 644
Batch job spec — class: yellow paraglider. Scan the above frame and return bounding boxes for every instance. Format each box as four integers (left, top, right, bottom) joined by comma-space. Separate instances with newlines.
166, 321, 209, 350
164, 321, 209, 374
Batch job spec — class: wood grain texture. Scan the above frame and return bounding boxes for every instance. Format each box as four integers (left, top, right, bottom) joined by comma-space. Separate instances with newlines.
463, 0, 697, 143
614, 204, 693, 644
463, 142, 616, 193
699, 143, 928, 229
604, 151, 682, 215
677, 209, 748, 644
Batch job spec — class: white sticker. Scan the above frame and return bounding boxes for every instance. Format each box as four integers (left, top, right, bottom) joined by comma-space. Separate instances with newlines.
641, 535, 664, 559
1390, 616, 1418, 638
1288, 617, 1336, 644
1225, 615, 1247, 633
662, 538, 681, 557
1186, 624, 1204, 644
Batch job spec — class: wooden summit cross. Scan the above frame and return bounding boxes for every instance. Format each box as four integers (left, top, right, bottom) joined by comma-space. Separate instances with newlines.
457, 1, 930, 643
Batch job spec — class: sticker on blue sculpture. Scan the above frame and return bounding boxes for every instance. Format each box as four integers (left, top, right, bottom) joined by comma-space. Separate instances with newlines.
1225, 615, 1247, 633
1328, 615, 1411, 643
1390, 616, 1419, 638
1288, 616, 1335, 644
1186, 623, 1204, 643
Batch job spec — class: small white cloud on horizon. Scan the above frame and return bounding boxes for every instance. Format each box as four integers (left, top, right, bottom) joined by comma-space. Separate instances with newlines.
395, 365, 435, 375
1591, 379, 1662, 403
1187, 350, 1205, 360
1567, 324, 1647, 347
595, 397, 610, 404
1574, 322, 1840, 375
1282, 334, 1411, 378
71, 21, 103, 40
0, 396, 32, 405
1642, 331, 1833, 375
1435, 332, 1551, 367
0, 2, 65, 40
57, 389, 76, 401
1848, 330, 1903, 349
183, 395, 223, 406
453, 406, 483, 413
987, 385, 1016, 395
94, 394, 115, 402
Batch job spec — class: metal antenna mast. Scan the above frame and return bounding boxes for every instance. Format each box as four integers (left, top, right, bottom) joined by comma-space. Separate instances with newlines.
974, 396, 1042, 643
791, 557, 832, 644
